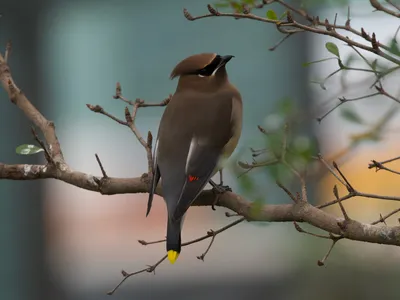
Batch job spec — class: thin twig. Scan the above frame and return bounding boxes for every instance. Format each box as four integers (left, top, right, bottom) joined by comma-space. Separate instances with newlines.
318, 190, 400, 209
317, 238, 340, 266
225, 212, 240, 217
368, 155, 400, 168
333, 161, 355, 192
86, 104, 128, 125
269, 34, 293, 51
276, 181, 297, 203
95, 153, 108, 178
197, 230, 216, 261
369, 160, 400, 175
30, 127, 54, 165
107, 255, 167, 295
138, 238, 165, 246
333, 185, 350, 220
185, 217, 245, 247
386, 0, 400, 11
316, 154, 348, 188
137, 218, 245, 248
371, 208, 400, 225
293, 221, 333, 239
184, 3, 400, 65
112, 217, 245, 294
370, 0, 400, 18
375, 85, 400, 104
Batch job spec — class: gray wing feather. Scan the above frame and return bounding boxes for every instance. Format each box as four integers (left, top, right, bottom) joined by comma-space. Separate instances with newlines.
146, 139, 160, 217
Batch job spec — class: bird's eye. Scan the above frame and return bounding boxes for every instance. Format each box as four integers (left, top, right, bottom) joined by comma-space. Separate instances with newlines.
198, 68, 209, 76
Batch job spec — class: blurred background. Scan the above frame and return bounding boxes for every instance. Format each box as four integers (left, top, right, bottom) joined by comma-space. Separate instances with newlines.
1, 0, 400, 299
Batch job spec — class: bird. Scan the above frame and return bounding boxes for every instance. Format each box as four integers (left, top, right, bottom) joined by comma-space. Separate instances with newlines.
146, 53, 242, 264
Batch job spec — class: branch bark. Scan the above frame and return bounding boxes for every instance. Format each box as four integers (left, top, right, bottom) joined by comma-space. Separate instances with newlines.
1, 162, 400, 247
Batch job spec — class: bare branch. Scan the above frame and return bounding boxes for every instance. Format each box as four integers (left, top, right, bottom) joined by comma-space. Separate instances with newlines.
31, 126, 54, 165
0, 54, 64, 164
276, 181, 297, 203
197, 230, 216, 261
86, 104, 128, 126
107, 217, 245, 293
317, 238, 340, 266
370, 0, 400, 17
107, 255, 167, 295
371, 208, 400, 225
369, 160, 400, 176
333, 161, 355, 192
316, 154, 349, 188
293, 221, 333, 239
184, 3, 400, 65
369, 155, 400, 168
333, 185, 350, 220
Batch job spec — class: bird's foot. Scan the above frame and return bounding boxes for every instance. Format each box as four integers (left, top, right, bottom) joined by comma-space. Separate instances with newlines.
209, 179, 232, 211
209, 179, 232, 194
213, 184, 232, 194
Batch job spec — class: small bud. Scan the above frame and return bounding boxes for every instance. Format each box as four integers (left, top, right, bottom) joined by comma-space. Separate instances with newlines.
125, 107, 133, 124
183, 8, 194, 20
147, 131, 153, 148
371, 32, 379, 51
325, 19, 332, 31
286, 11, 293, 23
361, 28, 369, 39
333, 185, 339, 199
207, 4, 219, 15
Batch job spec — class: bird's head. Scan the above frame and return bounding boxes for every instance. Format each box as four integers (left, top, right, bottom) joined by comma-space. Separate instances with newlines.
170, 53, 234, 91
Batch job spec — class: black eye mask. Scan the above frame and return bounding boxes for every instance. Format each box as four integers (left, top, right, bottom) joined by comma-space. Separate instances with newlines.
195, 55, 222, 76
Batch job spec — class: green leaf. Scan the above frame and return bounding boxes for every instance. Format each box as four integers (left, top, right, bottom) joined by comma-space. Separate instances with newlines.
279, 11, 287, 20
325, 42, 340, 58
389, 38, 400, 56
343, 53, 357, 67
266, 9, 278, 20
230, 1, 242, 11
371, 59, 378, 71
215, 2, 231, 8
238, 174, 254, 193
302, 57, 337, 67
16, 144, 44, 155
340, 107, 364, 124
277, 97, 295, 115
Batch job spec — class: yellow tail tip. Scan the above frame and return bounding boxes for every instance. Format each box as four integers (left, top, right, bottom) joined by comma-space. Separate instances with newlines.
167, 250, 179, 264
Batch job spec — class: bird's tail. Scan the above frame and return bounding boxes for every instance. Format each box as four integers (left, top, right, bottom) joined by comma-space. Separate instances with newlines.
166, 218, 182, 264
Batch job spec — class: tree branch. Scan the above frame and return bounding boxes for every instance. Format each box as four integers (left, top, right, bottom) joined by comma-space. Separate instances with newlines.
0, 48, 65, 165
183, 2, 400, 65
1, 161, 400, 247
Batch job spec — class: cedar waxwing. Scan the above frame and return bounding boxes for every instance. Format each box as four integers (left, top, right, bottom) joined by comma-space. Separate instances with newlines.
147, 53, 242, 264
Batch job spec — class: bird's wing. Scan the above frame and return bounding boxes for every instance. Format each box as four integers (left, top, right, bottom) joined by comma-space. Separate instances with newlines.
157, 90, 237, 222
171, 137, 222, 221
146, 138, 161, 216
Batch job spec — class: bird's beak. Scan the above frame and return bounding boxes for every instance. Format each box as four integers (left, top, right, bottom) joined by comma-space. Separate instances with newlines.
218, 55, 235, 68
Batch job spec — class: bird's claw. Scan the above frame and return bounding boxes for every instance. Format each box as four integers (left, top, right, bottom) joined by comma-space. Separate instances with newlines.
209, 179, 232, 210
212, 184, 232, 194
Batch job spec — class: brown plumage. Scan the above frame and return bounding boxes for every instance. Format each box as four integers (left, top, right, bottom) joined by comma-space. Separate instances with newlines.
147, 53, 242, 264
